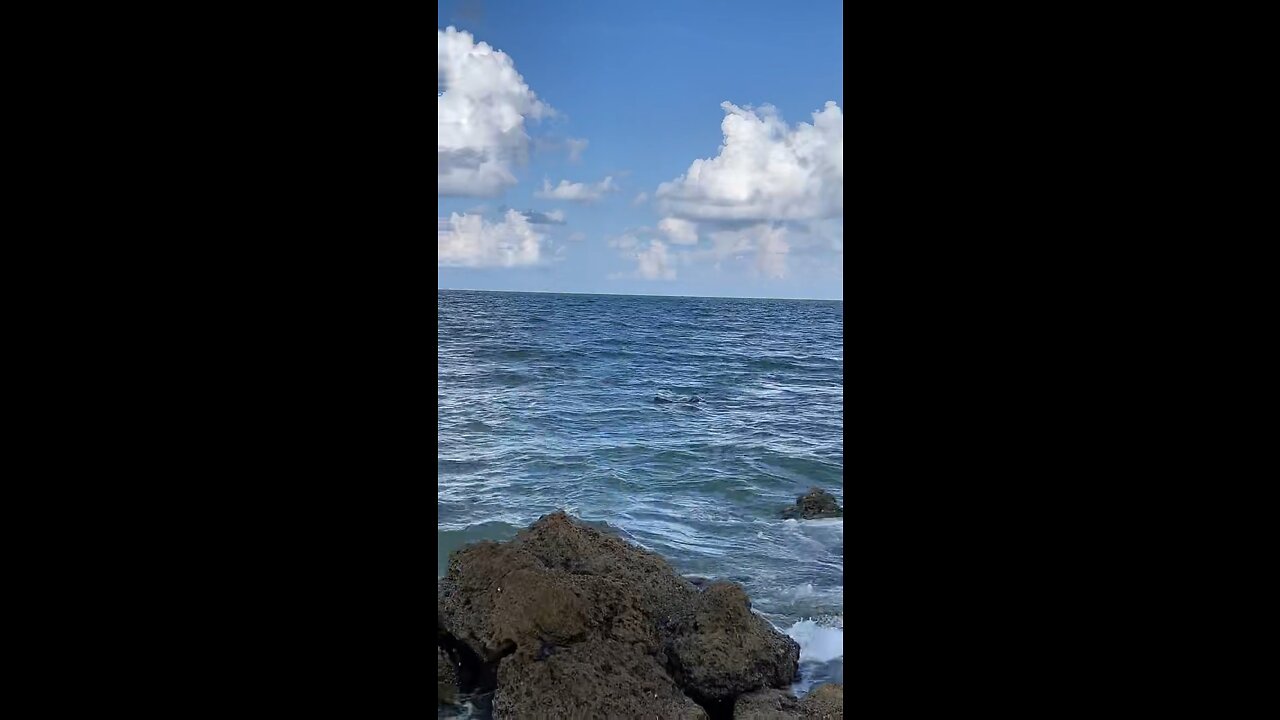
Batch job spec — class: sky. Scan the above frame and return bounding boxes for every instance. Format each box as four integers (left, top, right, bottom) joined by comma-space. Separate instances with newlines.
438, 0, 844, 300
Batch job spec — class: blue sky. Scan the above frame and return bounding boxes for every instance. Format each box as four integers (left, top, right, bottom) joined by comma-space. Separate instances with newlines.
438, 0, 843, 299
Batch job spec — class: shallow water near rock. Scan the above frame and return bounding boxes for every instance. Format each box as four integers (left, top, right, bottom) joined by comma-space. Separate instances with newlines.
439, 290, 843, 716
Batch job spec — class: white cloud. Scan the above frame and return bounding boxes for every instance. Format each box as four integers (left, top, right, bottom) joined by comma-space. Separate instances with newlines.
656, 101, 843, 222
703, 224, 791, 278
568, 231, 586, 242
636, 240, 676, 280
535, 176, 617, 202
754, 225, 790, 278
632, 192, 649, 206
438, 27, 550, 197
438, 209, 545, 267
607, 231, 675, 280
657, 217, 699, 245
566, 138, 589, 162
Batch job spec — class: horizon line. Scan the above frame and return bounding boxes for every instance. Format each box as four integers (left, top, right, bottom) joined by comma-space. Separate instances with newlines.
437, 287, 843, 302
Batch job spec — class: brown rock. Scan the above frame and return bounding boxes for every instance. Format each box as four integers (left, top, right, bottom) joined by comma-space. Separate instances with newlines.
493, 640, 707, 719
780, 488, 843, 519
437, 646, 459, 705
800, 683, 843, 718
734, 688, 803, 718
437, 511, 801, 716
666, 581, 801, 703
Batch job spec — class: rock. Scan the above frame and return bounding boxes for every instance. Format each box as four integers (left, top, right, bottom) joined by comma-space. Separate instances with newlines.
734, 688, 802, 718
437, 511, 801, 717
733, 684, 843, 719
780, 488, 843, 519
494, 640, 707, 718
666, 581, 800, 703
437, 646, 459, 705
799, 684, 843, 718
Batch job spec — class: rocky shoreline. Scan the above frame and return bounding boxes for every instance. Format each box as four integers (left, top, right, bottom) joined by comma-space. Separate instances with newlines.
438, 510, 842, 718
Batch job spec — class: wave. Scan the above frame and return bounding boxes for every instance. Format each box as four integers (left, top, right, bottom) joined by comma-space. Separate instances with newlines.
438, 521, 523, 577
787, 618, 844, 663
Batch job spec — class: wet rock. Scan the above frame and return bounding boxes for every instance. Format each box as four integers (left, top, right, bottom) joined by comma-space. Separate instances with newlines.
780, 488, 843, 519
799, 684, 843, 718
734, 684, 844, 719
734, 688, 803, 718
437, 511, 801, 717
666, 581, 800, 703
494, 640, 707, 718
437, 646, 459, 705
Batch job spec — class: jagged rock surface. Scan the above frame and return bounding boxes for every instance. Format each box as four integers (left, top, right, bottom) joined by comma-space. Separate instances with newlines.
437, 511, 801, 717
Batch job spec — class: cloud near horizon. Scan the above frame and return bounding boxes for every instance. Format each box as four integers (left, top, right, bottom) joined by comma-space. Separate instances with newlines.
438, 209, 546, 267
615, 101, 843, 282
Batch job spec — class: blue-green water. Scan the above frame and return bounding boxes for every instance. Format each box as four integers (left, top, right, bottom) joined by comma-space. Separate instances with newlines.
438, 289, 843, 696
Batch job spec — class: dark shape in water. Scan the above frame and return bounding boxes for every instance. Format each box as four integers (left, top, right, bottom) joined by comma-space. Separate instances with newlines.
780, 487, 843, 519
654, 394, 701, 404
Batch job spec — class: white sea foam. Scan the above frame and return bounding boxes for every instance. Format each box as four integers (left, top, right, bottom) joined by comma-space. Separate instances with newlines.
804, 517, 843, 528
787, 619, 844, 663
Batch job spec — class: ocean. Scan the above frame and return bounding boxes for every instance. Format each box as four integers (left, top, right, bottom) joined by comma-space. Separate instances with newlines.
438, 289, 844, 701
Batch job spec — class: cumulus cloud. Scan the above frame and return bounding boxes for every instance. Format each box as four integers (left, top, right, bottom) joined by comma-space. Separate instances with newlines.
657, 217, 699, 245
656, 101, 843, 222
535, 176, 617, 202
438, 27, 551, 197
633, 192, 649, 206
438, 209, 545, 267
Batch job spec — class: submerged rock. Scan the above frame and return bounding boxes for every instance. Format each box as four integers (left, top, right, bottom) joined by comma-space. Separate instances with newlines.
780, 487, 843, 519
437, 510, 800, 717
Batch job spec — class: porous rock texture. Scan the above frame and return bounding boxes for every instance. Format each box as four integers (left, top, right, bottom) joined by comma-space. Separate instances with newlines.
436, 511, 800, 718
733, 684, 844, 719
437, 646, 459, 705
799, 683, 843, 718
780, 488, 843, 519
734, 688, 803, 718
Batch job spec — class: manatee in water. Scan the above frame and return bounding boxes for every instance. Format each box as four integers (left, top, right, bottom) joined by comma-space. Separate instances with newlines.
654, 394, 701, 404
